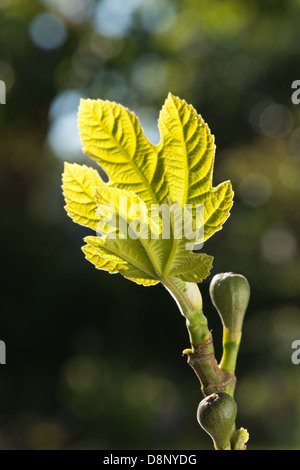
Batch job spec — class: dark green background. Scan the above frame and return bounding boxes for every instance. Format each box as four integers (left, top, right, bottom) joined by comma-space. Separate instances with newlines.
1, 0, 300, 450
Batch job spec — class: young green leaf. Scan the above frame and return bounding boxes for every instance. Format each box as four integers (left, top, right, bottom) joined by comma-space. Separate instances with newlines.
62, 162, 103, 230
158, 94, 233, 241
82, 236, 159, 286
63, 93, 233, 287
168, 252, 213, 283
78, 98, 167, 207
94, 185, 168, 276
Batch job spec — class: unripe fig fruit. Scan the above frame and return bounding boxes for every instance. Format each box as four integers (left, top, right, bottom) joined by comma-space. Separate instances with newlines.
209, 273, 250, 335
197, 392, 237, 450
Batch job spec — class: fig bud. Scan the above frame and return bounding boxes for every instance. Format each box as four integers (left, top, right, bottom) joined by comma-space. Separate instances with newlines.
209, 273, 250, 335
197, 392, 237, 450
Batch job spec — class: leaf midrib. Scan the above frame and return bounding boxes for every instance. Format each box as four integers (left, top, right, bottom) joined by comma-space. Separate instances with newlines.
95, 240, 157, 280
162, 99, 189, 277
95, 108, 159, 206
173, 98, 189, 206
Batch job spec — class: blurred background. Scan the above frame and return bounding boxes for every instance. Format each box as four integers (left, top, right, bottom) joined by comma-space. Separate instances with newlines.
1, 0, 300, 450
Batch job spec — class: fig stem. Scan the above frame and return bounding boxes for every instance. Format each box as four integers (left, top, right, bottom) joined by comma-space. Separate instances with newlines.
220, 328, 242, 395
163, 278, 236, 396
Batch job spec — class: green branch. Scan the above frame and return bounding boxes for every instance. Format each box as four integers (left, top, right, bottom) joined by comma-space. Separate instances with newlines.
163, 277, 236, 397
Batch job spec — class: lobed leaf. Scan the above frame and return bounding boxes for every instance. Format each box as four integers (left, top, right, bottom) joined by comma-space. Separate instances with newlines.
62, 162, 104, 230
158, 93, 233, 241
78, 98, 167, 207
82, 236, 159, 286
63, 93, 234, 287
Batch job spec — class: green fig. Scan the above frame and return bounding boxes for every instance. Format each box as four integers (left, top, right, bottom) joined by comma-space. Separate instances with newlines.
209, 273, 250, 336
197, 392, 237, 450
